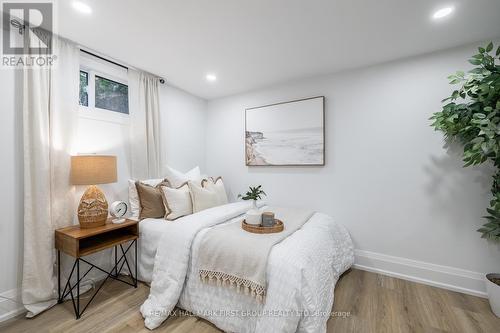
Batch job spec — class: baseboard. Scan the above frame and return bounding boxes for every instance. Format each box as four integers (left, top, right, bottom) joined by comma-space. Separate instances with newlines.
354, 249, 488, 298
0, 288, 25, 323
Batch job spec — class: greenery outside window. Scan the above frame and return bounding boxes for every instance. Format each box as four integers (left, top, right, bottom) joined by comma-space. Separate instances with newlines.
79, 71, 88, 107
95, 75, 129, 114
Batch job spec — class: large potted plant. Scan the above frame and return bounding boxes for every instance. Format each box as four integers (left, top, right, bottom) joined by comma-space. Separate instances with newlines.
430, 42, 500, 316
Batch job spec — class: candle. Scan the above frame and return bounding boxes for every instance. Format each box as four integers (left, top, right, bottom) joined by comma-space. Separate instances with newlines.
262, 212, 275, 227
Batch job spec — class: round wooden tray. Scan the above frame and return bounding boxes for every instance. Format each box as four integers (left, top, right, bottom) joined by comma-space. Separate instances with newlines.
242, 219, 284, 234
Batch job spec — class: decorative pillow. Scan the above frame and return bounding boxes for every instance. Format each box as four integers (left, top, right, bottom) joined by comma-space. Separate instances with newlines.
202, 177, 228, 206
188, 181, 219, 213
165, 165, 201, 188
128, 178, 166, 220
136, 181, 169, 219
160, 183, 193, 220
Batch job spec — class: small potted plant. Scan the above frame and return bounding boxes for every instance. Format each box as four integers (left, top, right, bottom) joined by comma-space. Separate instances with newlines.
238, 185, 266, 225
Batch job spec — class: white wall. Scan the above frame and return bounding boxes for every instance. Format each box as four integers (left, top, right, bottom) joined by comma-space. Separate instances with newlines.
205, 42, 500, 296
160, 85, 207, 172
0, 66, 206, 320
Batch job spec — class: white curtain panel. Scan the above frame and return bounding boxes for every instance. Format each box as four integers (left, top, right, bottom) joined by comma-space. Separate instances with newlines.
129, 70, 162, 179
22, 37, 79, 317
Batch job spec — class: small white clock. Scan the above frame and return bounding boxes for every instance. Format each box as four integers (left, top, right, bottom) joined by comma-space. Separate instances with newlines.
110, 201, 128, 224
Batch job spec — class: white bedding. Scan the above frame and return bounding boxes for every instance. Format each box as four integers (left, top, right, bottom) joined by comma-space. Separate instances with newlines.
138, 202, 354, 332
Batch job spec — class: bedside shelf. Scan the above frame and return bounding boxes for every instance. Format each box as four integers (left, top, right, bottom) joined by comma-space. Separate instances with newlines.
79, 233, 137, 257
55, 219, 138, 258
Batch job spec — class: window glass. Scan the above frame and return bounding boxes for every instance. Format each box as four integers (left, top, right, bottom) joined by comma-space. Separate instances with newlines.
95, 75, 129, 114
79, 71, 88, 106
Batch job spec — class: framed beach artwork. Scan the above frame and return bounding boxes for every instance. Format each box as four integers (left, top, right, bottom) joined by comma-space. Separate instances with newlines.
245, 96, 325, 166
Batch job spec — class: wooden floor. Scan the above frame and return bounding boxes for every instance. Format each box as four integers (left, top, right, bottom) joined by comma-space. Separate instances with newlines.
1, 269, 499, 333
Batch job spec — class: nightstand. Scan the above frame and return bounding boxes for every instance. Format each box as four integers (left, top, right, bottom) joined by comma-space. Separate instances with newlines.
55, 218, 138, 319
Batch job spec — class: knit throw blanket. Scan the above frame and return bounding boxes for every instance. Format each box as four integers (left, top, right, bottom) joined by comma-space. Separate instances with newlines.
198, 206, 313, 302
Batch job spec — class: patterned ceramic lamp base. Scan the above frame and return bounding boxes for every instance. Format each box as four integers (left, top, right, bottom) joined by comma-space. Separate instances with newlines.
78, 185, 108, 228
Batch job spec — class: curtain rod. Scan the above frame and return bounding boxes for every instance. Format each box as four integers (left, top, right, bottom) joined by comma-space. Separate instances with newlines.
81, 49, 127, 70
79, 48, 165, 84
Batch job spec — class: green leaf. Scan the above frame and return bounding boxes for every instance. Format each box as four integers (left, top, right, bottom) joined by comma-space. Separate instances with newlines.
486, 42, 493, 52
487, 208, 500, 218
469, 58, 481, 66
496, 46, 500, 56
479, 47, 486, 53
471, 137, 484, 144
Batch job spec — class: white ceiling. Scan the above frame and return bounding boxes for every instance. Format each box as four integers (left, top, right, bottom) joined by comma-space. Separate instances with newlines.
57, 0, 500, 100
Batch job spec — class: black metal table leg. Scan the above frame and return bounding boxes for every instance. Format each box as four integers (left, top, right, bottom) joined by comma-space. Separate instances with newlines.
135, 240, 138, 287
114, 245, 118, 277
76, 258, 80, 319
58, 239, 138, 319
57, 250, 61, 303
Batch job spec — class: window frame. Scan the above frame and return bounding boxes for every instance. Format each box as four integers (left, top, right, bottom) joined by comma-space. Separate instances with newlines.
79, 52, 130, 125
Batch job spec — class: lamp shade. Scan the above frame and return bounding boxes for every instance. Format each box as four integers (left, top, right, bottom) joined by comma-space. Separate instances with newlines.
71, 155, 117, 185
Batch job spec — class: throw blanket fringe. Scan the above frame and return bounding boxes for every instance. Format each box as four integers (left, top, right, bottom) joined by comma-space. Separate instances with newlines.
199, 269, 266, 302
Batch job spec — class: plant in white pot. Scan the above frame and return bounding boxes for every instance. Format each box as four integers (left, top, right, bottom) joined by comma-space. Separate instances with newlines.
238, 185, 266, 225
430, 42, 500, 317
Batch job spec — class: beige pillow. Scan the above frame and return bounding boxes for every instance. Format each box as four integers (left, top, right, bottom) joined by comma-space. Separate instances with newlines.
188, 181, 219, 213
202, 177, 228, 206
136, 181, 169, 219
129, 178, 165, 219
160, 183, 193, 220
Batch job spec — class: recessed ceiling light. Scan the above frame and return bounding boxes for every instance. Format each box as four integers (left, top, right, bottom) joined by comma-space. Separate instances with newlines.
73, 1, 92, 14
432, 6, 454, 20
206, 74, 217, 82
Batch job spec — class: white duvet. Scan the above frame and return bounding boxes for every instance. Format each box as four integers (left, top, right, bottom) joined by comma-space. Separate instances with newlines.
139, 202, 354, 332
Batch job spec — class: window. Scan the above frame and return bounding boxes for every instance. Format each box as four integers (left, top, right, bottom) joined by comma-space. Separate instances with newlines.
79, 71, 89, 107
95, 75, 129, 114
79, 52, 129, 119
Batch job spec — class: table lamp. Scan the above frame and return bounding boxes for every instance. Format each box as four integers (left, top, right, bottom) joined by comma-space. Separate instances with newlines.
71, 155, 117, 228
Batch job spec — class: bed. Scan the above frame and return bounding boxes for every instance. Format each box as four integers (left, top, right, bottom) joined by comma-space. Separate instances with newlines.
137, 201, 354, 332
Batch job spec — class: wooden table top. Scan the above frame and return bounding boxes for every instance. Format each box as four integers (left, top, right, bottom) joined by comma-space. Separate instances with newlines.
55, 218, 138, 239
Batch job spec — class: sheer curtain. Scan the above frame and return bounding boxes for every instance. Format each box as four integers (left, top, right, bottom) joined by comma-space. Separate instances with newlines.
22, 37, 79, 317
128, 69, 161, 179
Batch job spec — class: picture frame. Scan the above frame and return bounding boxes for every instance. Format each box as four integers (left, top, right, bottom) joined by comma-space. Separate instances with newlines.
245, 96, 325, 166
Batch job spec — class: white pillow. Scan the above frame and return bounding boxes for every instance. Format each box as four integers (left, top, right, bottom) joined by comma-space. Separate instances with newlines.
202, 177, 228, 206
188, 181, 219, 213
165, 165, 201, 188
128, 178, 165, 220
160, 183, 193, 220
